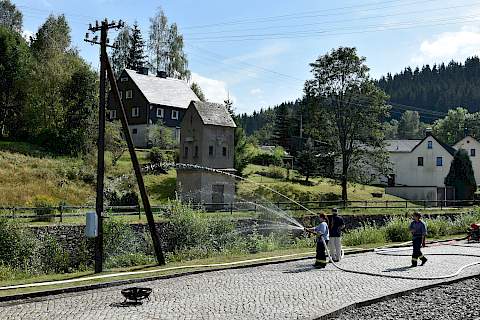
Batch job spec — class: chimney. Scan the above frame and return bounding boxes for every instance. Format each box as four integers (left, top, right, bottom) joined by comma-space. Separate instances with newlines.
157, 70, 167, 78
425, 127, 433, 136
138, 67, 149, 75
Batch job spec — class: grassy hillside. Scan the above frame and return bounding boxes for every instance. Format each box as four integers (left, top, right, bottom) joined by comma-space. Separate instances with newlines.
0, 141, 404, 207
238, 164, 405, 203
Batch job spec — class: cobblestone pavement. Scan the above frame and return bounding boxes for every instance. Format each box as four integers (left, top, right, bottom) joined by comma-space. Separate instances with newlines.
0, 242, 479, 320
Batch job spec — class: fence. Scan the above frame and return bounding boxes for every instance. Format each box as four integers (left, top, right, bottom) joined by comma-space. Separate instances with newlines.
0, 199, 477, 222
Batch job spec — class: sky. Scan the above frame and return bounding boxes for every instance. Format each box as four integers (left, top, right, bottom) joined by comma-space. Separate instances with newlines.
12, 0, 480, 115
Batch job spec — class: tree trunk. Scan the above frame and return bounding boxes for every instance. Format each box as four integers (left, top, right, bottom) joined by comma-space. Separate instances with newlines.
341, 175, 348, 201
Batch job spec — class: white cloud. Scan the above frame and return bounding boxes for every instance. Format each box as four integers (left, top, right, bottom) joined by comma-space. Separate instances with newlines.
22, 30, 33, 43
191, 72, 235, 104
250, 88, 263, 96
412, 27, 480, 65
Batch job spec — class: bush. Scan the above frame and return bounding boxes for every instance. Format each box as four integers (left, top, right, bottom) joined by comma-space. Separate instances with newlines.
150, 147, 175, 165
255, 166, 286, 179
451, 212, 480, 234
343, 223, 386, 246
384, 217, 411, 242
424, 217, 452, 237
32, 195, 56, 222
250, 153, 282, 166
40, 236, 71, 273
0, 219, 38, 272
103, 218, 142, 259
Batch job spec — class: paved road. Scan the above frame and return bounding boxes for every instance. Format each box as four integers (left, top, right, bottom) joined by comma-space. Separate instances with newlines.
0, 242, 479, 320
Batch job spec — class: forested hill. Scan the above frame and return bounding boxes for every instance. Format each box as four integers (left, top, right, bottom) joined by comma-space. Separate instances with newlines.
377, 56, 480, 113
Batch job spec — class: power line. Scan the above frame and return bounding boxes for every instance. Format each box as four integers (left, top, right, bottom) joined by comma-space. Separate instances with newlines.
185, 14, 480, 42
183, 0, 470, 36
181, 0, 433, 30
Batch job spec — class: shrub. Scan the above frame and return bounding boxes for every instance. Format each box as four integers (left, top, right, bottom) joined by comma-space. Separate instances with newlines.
150, 147, 175, 165
255, 166, 286, 179
0, 219, 38, 271
250, 153, 282, 166
103, 218, 142, 259
40, 236, 71, 273
384, 217, 411, 242
451, 212, 480, 234
32, 195, 56, 222
424, 217, 452, 237
343, 223, 386, 246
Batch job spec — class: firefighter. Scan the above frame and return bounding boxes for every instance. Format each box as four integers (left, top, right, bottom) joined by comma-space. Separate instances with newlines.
328, 208, 345, 262
410, 212, 428, 267
305, 212, 329, 268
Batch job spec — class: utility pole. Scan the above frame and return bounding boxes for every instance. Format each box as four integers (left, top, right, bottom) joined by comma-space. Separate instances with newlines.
85, 19, 166, 270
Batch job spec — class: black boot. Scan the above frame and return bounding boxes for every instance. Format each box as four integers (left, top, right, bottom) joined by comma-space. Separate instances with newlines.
411, 260, 417, 267
420, 257, 427, 266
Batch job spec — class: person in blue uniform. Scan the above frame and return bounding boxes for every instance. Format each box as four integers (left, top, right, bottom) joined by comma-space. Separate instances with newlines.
306, 213, 329, 268
410, 212, 428, 267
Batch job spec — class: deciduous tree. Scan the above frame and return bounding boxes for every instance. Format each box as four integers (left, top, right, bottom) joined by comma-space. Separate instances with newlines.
305, 47, 390, 200
0, 0, 22, 32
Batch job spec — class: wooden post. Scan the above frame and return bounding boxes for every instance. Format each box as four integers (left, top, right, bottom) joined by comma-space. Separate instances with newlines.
137, 204, 141, 220
230, 202, 233, 215
105, 55, 166, 265
59, 205, 63, 223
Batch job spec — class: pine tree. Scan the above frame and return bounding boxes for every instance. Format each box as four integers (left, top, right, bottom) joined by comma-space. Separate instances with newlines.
190, 82, 205, 102
297, 138, 318, 182
127, 22, 146, 71
271, 103, 289, 150
445, 149, 477, 200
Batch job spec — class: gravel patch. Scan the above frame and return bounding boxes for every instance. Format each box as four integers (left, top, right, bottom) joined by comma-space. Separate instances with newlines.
329, 277, 480, 320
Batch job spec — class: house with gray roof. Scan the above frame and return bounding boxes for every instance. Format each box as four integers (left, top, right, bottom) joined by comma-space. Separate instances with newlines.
107, 68, 199, 147
382, 131, 457, 203
177, 101, 236, 206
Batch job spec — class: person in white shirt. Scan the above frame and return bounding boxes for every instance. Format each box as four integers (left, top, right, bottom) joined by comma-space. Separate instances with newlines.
305, 212, 329, 269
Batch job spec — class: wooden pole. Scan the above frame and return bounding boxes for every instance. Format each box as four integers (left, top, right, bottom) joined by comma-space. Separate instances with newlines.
94, 21, 107, 274
104, 55, 166, 265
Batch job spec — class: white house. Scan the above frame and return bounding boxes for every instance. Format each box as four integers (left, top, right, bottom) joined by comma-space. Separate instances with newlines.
453, 135, 480, 185
383, 131, 457, 202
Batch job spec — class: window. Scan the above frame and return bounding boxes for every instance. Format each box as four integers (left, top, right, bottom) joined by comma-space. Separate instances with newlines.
222, 147, 227, 157
427, 141, 433, 149
417, 157, 424, 166
194, 146, 199, 157
436, 157, 443, 166
156, 108, 164, 118
209, 146, 214, 156
471, 149, 476, 157
120, 77, 128, 82
171, 110, 179, 120
132, 107, 140, 117
109, 110, 117, 120
132, 128, 137, 134
184, 147, 188, 158
126, 90, 133, 99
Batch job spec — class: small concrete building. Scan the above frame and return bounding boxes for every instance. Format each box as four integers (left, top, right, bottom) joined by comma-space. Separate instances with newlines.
176, 101, 237, 206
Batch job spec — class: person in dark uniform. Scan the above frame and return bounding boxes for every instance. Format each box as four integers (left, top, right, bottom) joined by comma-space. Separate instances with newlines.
328, 208, 345, 262
410, 212, 428, 267
305, 213, 329, 268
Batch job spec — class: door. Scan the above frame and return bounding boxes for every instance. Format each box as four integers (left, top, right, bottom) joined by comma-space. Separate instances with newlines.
212, 184, 225, 209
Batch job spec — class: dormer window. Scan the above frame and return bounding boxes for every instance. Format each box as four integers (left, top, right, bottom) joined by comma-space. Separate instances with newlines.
126, 90, 133, 99
471, 149, 476, 157
427, 141, 433, 149
156, 108, 164, 118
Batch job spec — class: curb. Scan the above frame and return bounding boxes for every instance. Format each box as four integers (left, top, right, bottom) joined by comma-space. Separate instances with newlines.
315, 273, 480, 320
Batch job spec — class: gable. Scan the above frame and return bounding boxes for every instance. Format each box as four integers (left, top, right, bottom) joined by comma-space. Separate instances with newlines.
411, 134, 456, 156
